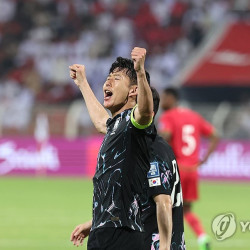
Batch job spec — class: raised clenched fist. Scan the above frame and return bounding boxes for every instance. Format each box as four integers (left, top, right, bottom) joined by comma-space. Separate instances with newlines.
69, 64, 87, 88
131, 47, 147, 72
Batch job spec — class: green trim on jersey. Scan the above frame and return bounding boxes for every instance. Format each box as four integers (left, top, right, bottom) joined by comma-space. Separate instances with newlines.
130, 105, 153, 129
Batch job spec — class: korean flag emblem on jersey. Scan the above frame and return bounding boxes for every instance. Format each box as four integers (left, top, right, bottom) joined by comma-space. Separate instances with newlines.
148, 177, 161, 187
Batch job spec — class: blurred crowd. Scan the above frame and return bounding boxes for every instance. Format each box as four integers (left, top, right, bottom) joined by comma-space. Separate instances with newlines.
0, 0, 250, 137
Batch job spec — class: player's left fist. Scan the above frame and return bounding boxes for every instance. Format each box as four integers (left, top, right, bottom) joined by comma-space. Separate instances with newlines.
69, 64, 87, 88
131, 47, 146, 72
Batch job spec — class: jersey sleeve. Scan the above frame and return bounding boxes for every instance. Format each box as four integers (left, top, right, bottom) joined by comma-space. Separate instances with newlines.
158, 112, 173, 134
199, 115, 214, 137
130, 105, 153, 129
147, 161, 172, 197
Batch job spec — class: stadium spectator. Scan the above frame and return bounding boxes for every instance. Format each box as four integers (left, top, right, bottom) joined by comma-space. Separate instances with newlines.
0, 0, 243, 136
69, 47, 154, 249
0, 0, 232, 96
158, 87, 219, 250
0, 78, 34, 134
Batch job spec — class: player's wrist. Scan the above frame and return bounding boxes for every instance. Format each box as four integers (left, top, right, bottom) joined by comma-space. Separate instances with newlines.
78, 78, 88, 89
135, 67, 145, 75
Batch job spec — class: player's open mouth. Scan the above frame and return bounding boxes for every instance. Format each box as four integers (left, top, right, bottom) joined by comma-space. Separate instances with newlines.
104, 90, 113, 101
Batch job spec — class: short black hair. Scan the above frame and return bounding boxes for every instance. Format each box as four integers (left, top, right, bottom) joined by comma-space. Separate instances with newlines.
109, 56, 151, 85
151, 86, 160, 115
163, 87, 179, 100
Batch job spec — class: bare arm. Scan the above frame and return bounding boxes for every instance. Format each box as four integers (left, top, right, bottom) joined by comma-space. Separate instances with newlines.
153, 194, 172, 250
131, 47, 154, 125
200, 130, 219, 165
69, 64, 109, 134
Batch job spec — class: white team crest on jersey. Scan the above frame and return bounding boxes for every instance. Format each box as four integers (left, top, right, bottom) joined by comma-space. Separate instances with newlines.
148, 177, 161, 187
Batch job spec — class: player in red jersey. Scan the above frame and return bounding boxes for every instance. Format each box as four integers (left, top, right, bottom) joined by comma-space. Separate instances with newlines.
158, 88, 219, 250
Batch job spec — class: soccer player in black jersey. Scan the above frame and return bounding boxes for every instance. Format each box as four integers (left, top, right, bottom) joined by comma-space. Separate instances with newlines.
69, 47, 154, 250
69, 64, 185, 249
142, 89, 186, 250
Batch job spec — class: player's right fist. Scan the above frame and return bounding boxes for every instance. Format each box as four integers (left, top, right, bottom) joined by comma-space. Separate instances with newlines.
131, 47, 146, 72
69, 64, 87, 88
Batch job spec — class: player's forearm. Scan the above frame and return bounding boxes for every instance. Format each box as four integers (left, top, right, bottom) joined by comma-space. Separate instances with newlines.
155, 199, 172, 250
78, 79, 109, 134
85, 219, 92, 230
135, 70, 153, 124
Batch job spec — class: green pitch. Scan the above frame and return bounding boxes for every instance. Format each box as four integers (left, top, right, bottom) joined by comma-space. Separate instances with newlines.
0, 177, 249, 250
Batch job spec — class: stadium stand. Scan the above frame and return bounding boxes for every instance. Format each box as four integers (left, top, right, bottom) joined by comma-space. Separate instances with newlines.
0, 0, 250, 138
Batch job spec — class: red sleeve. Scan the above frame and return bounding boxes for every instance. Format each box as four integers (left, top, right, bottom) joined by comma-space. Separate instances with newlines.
158, 112, 174, 134
199, 115, 214, 136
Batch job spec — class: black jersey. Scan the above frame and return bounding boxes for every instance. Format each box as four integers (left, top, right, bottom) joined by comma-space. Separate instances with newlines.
142, 133, 186, 250
92, 109, 152, 232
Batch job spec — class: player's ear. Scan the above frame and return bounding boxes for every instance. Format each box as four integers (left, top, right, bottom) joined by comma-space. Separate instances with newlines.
128, 85, 138, 97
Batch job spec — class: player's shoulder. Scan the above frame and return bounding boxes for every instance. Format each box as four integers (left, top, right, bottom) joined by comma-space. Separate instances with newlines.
152, 135, 175, 158
155, 134, 171, 148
